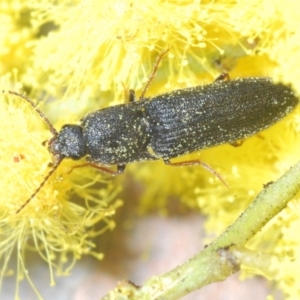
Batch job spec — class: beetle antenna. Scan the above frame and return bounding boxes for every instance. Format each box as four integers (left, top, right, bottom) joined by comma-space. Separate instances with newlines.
6, 90, 58, 136
16, 159, 63, 214
2, 90, 61, 212
139, 48, 169, 100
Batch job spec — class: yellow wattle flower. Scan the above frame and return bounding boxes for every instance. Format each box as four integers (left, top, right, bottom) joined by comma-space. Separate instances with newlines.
1, 0, 300, 299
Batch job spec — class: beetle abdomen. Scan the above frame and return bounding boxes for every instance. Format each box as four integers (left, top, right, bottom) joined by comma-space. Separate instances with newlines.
145, 77, 298, 159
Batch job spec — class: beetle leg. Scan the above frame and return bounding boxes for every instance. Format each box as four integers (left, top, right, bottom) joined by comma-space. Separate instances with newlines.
67, 163, 126, 176
214, 73, 230, 82
128, 89, 136, 102
164, 159, 228, 187
230, 139, 244, 147
139, 48, 169, 100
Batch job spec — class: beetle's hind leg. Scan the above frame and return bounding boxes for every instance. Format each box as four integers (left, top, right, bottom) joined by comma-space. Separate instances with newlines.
164, 159, 228, 187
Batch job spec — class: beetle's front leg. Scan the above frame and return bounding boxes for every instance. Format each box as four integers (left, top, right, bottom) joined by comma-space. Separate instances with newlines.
89, 164, 126, 176
67, 163, 126, 176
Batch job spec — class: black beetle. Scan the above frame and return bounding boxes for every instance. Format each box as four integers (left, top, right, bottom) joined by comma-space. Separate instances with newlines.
50, 75, 298, 167
5, 53, 299, 213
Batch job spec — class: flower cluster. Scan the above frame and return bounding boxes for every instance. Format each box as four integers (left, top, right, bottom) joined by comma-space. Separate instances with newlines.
1, 0, 300, 299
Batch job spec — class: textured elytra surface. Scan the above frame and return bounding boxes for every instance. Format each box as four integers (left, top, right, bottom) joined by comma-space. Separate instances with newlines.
51, 77, 298, 165
144, 78, 298, 159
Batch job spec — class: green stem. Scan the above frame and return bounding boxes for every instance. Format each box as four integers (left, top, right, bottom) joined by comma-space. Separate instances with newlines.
103, 161, 300, 300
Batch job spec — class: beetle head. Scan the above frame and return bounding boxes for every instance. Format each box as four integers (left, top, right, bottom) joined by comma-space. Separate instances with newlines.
49, 124, 86, 162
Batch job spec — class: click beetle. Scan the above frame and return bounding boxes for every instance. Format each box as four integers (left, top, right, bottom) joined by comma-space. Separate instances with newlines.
5, 51, 299, 213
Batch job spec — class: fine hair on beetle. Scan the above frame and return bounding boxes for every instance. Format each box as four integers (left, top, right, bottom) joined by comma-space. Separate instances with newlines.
4, 49, 299, 213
